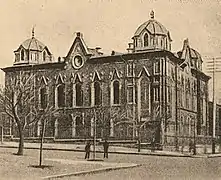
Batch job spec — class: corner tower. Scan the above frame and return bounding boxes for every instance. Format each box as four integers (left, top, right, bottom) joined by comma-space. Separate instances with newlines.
130, 11, 172, 53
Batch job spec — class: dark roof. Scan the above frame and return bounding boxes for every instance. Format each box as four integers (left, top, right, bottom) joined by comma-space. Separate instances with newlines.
88, 49, 182, 64
1, 62, 65, 72
133, 19, 172, 41
191, 68, 211, 81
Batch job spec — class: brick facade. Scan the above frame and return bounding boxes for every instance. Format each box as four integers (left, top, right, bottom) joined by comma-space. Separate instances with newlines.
1, 12, 211, 149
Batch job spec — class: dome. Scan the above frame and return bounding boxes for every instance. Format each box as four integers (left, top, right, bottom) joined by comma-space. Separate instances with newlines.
13, 29, 53, 65
134, 20, 168, 36
190, 48, 202, 60
21, 37, 46, 51
133, 11, 171, 40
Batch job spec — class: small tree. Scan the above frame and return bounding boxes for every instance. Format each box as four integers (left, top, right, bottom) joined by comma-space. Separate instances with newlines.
38, 105, 56, 167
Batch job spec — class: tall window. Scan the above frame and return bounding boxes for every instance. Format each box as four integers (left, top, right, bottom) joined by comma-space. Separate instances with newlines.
31, 53, 37, 61
56, 84, 65, 108
40, 87, 47, 109
127, 86, 134, 103
94, 81, 102, 106
76, 83, 83, 106
43, 51, 46, 61
21, 49, 25, 61
113, 80, 120, 104
154, 61, 160, 74
127, 63, 133, 77
76, 116, 83, 137
144, 33, 148, 47
186, 80, 190, 109
154, 86, 160, 102
140, 78, 150, 108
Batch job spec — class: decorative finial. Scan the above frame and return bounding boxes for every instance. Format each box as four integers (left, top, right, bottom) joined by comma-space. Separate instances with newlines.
32, 25, 36, 38
150, 10, 154, 19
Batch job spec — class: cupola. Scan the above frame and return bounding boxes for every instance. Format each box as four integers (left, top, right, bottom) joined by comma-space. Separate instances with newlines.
13, 28, 53, 65
132, 11, 172, 52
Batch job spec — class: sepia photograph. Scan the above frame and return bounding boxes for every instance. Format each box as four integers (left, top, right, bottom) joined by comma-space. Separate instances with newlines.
0, 0, 221, 179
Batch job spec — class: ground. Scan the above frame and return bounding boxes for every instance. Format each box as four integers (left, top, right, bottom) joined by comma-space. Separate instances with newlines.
1, 147, 221, 180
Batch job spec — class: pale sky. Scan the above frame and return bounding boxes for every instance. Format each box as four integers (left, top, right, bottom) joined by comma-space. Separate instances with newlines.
0, 0, 221, 84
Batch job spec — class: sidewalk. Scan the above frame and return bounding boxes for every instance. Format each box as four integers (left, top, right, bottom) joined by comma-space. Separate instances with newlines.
0, 141, 192, 157
0, 147, 139, 180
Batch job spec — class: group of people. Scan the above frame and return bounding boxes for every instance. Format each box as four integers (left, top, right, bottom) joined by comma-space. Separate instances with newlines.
85, 139, 109, 159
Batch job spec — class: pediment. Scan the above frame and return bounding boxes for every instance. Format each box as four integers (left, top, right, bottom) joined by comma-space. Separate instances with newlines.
66, 33, 91, 59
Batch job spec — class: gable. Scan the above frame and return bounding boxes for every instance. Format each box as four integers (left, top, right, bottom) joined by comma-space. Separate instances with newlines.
111, 68, 120, 80
138, 66, 151, 78
66, 32, 90, 59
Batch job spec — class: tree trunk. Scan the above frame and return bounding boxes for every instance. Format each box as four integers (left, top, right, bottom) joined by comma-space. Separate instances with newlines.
17, 128, 24, 155
138, 128, 141, 152
39, 119, 46, 167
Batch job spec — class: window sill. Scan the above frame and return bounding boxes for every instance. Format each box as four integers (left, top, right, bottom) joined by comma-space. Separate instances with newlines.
127, 102, 136, 105
111, 104, 121, 107
55, 107, 65, 110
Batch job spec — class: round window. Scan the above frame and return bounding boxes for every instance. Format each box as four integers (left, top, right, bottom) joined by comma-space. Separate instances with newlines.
72, 55, 84, 69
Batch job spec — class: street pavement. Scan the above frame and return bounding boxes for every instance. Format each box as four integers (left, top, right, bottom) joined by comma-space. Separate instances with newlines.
1, 145, 221, 180
57, 152, 221, 180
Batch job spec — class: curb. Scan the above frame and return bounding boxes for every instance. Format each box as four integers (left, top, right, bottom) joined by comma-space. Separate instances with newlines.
0, 145, 191, 158
42, 164, 141, 179
207, 154, 221, 158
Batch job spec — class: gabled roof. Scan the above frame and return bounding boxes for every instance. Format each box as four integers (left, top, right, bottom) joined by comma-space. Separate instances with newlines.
66, 32, 91, 57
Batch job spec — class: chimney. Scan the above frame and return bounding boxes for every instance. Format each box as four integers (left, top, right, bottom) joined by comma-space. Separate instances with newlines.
95, 47, 102, 55
127, 43, 134, 53
111, 51, 115, 56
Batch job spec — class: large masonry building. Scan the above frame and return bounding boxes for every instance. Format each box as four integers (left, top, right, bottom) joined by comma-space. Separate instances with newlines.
1, 12, 210, 148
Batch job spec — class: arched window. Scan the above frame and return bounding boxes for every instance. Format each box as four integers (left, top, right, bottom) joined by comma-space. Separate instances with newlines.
94, 81, 102, 106
21, 49, 25, 61
76, 83, 83, 106
40, 87, 47, 109
43, 51, 46, 61
57, 84, 65, 108
144, 33, 149, 47
113, 81, 120, 104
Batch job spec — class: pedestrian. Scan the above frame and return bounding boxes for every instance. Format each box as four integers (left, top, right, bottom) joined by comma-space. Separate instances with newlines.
85, 141, 91, 159
103, 139, 109, 158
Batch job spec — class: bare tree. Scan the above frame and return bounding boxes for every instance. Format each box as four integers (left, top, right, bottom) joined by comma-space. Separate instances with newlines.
113, 104, 162, 152
0, 71, 54, 156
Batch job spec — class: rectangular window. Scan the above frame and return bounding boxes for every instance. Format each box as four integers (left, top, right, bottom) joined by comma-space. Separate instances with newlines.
167, 86, 171, 103
127, 63, 133, 77
154, 61, 160, 74
180, 89, 184, 107
154, 87, 160, 102
127, 86, 133, 103
186, 92, 189, 109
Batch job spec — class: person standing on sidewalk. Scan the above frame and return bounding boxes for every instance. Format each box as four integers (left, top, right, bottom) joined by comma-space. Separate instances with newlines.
103, 139, 109, 158
85, 141, 91, 159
